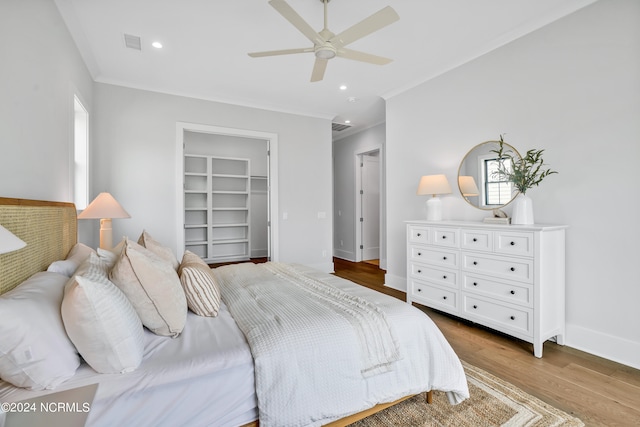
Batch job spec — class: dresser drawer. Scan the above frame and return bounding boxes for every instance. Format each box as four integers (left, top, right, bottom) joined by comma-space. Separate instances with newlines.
408, 226, 431, 244
462, 252, 533, 284
410, 280, 458, 312
463, 294, 532, 337
494, 231, 534, 257
462, 273, 532, 307
432, 228, 459, 248
461, 229, 493, 252
409, 263, 457, 288
409, 246, 458, 268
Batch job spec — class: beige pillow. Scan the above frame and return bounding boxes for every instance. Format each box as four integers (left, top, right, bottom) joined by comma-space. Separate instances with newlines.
178, 251, 221, 317
109, 238, 187, 337
138, 230, 179, 271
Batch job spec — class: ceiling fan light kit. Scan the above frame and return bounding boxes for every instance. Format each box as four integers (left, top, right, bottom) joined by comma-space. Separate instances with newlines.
248, 0, 399, 82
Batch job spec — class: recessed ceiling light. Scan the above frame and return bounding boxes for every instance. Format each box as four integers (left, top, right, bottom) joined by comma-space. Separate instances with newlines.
152, 41, 163, 49
339, 85, 347, 91
345, 120, 351, 124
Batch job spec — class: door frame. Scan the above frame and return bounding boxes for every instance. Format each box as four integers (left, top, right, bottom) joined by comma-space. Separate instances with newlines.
175, 122, 279, 261
354, 145, 382, 263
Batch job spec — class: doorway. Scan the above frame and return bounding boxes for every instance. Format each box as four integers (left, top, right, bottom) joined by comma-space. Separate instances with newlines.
175, 122, 279, 262
356, 149, 381, 263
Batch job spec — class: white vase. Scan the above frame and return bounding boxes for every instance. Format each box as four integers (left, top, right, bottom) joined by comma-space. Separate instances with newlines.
511, 194, 534, 225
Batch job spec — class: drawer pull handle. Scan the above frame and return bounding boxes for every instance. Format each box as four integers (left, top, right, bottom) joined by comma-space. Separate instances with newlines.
473, 282, 478, 286
417, 269, 422, 273
510, 241, 515, 246
443, 275, 447, 279
510, 316, 515, 320
442, 296, 447, 300
417, 288, 422, 292
442, 235, 447, 239
472, 238, 477, 242
510, 290, 515, 295
473, 305, 478, 309
417, 252, 422, 256
417, 233, 421, 237
510, 267, 516, 272
473, 261, 478, 266
443, 256, 447, 260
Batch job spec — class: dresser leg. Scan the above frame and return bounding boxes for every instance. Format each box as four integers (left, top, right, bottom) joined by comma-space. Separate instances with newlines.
533, 341, 543, 358
555, 333, 565, 345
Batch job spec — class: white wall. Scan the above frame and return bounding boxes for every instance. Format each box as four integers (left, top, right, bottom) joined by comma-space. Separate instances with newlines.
385, 0, 640, 368
0, 0, 93, 203
333, 124, 386, 267
93, 83, 334, 272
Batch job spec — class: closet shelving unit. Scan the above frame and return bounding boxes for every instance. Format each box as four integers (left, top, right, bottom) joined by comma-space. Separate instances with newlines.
184, 155, 251, 263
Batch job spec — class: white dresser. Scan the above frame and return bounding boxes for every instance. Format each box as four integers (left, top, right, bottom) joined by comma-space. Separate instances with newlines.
406, 220, 567, 357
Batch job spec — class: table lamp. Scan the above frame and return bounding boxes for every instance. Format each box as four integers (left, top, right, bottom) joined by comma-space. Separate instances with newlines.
0, 225, 27, 254
458, 176, 480, 197
416, 174, 451, 221
78, 192, 130, 249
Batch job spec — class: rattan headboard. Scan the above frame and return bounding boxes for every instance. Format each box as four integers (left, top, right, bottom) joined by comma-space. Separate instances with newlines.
0, 197, 77, 295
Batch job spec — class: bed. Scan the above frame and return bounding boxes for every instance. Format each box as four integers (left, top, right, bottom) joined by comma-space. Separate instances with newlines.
0, 197, 469, 427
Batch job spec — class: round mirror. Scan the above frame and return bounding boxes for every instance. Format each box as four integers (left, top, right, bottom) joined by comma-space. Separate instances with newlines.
457, 140, 521, 210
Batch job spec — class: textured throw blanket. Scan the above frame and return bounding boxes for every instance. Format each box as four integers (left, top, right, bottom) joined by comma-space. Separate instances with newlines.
213, 262, 401, 427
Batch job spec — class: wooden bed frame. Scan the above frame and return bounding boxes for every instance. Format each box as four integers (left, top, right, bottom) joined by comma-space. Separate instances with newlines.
0, 196, 432, 426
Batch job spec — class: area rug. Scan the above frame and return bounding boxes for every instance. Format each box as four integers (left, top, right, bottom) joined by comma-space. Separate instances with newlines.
350, 361, 584, 427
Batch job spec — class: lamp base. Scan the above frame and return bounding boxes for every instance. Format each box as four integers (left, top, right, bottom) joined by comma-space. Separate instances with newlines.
99, 218, 113, 250
426, 196, 443, 221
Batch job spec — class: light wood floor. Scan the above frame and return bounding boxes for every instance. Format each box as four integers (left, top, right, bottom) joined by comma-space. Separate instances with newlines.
332, 258, 640, 427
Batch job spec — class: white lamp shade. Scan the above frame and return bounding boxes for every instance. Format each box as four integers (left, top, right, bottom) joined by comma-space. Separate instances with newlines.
459, 176, 480, 196
78, 193, 130, 219
0, 225, 27, 255
416, 175, 452, 196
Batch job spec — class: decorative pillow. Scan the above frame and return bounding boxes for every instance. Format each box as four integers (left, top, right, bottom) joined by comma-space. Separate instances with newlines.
138, 230, 179, 271
62, 253, 144, 374
97, 239, 125, 269
109, 238, 187, 337
178, 251, 221, 317
0, 272, 81, 390
47, 243, 96, 277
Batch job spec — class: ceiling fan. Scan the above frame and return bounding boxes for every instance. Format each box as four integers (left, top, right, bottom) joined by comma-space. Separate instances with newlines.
248, 0, 400, 82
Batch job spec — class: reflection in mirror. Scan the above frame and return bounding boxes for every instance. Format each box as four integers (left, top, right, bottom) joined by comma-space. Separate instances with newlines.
458, 141, 521, 210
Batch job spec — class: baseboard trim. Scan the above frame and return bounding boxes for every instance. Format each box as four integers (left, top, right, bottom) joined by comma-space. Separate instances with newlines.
384, 273, 406, 293
565, 323, 639, 370
333, 249, 355, 261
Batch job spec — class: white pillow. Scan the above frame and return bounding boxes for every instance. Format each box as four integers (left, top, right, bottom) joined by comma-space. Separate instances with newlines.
0, 272, 81, 390
97, 239, 125, 269
109, 238, 187, 337
138, 230, 179, 271
178, 251, 221, 317
47, 243, 96, 277
62, 254, 144, 374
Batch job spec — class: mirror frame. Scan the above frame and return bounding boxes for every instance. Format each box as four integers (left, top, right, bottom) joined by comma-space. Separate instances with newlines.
457, 140, 521, 211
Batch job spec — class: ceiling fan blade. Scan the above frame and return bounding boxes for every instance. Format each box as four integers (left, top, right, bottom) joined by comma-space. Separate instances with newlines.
337, 48, 393, 65
330, 6, 399, 49
248, 47, 313, 58
310, 58, 328, 82
269, 0, 325, 46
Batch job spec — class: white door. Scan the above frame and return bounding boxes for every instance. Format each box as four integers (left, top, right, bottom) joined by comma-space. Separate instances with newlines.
360, 152, 380, 261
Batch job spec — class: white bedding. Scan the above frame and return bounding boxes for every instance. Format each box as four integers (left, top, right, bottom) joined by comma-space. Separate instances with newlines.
214, 262, 469, 427
0, 262, 468, 427
0, 303, 258, 427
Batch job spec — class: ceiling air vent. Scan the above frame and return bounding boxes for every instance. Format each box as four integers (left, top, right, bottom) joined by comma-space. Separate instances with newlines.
332, 123, 352, 132
124, 34, 142, 50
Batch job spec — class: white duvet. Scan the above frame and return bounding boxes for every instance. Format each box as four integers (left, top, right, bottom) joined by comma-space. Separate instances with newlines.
213, 262, 469, 427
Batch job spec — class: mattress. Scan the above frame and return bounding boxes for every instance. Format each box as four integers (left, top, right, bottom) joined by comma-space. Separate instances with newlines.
0, 302, 258, 427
